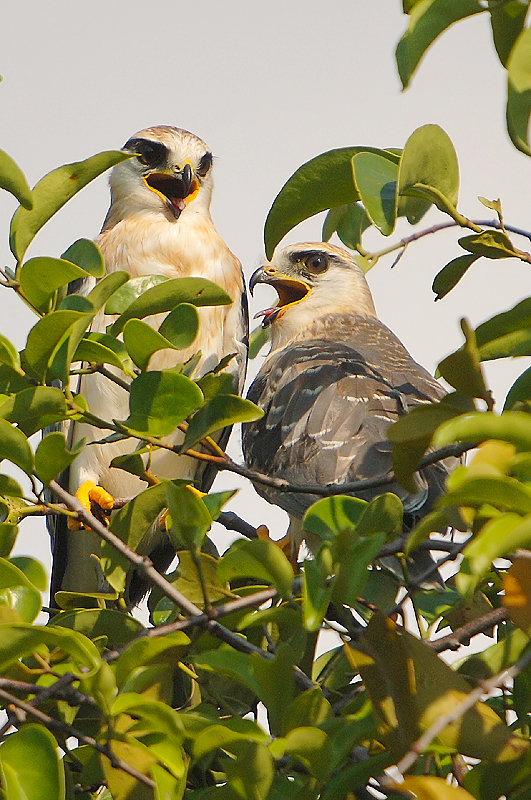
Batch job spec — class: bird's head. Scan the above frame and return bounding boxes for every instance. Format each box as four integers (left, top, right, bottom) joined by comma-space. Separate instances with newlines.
250, 242, 377, 349
106, 126, 214, 225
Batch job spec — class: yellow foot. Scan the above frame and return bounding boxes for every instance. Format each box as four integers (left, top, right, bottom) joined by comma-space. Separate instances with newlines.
68, 480, 114, 530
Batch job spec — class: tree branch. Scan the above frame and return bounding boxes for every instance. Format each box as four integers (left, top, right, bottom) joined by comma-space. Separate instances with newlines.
428, 606, 508, 653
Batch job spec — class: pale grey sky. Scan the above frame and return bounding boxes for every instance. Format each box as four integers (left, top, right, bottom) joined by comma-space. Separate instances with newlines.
1, 2, 530, 578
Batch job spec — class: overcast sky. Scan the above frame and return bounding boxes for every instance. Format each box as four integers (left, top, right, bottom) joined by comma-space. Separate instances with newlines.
1, 1, 531, 579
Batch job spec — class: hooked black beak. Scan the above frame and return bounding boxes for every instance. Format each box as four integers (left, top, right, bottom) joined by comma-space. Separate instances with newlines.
145, 163, 196, 219
249, 266, 311, 327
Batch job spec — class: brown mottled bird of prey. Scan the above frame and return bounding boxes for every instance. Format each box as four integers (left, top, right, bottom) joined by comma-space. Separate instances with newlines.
242, 242, 455, 576
50, 126, 247, 605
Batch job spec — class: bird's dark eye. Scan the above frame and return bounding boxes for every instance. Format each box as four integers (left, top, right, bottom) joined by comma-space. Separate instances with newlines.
123, 138, 167, 169
196, 152, 213, 177
304, 253, 328, 274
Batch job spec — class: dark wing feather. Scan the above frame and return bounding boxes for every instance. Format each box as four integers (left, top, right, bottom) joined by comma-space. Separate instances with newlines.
243, 314, 453, 522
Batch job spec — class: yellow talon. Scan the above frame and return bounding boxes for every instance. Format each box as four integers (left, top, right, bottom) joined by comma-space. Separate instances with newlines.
68, 480, 114, 530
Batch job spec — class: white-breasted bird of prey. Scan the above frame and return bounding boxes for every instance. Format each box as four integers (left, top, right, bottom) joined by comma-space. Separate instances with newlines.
50, 126, 248, 605
242, 242, 455, 575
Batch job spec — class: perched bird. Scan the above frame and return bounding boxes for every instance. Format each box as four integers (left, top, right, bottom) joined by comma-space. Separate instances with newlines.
50, 126, 247, 605
242, 242, 455, 576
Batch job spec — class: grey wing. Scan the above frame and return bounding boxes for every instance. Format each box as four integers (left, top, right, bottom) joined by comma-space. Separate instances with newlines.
243, 327, 453, 522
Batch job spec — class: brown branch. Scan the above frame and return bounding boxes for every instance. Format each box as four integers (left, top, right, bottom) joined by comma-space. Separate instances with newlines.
428, 606, 508, 653
0, 687, 155, 788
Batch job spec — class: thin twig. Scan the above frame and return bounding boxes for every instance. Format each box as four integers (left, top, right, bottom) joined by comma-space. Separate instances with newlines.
428, 606, 508, 653
0, 687, 155, 788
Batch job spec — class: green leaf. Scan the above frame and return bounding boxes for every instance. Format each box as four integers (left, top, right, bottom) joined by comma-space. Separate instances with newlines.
456, 513, 531, 597
18, 257, 88, 312
432, 254, 479, 300
0, 557, 42, 622
322, 202, 372, 251
24, 309, 93, 382
101, 482, 168, 592
73, 334, 133, 373
401, 181, 462, 222
490, 0, 527, 67
61, 238, 105, 278
302, 547, 334, 632
505, 365, 531, 411
0, 523, 18, 557
252, 643, 295, 735
122, 318, 179, 372
151, 762, 186, 800
283, 727, 332, 782
249, 323, 269, 359
223, 740, 275, 800
352, 151, 398, 235
109, 277, 232, 336
263, 147, 399, 258
218, 538, 294, 598
0, 333, 23, 375
458, 229, 519, 259
396, 0, 484, 89
165, 482, 212, 551
0, 623, 101, 676
86, 270, 130, 312
35, 431, 84, 485
397, 124, 459, 224
0, 475, 23, 497
193, 644, 258, 695
434, 410, 531, 452
9, 557, 47, 591
476, 296, 531, 362
0, 724, 65, 800
0, 149, 33, 209
507, 26, 531, 156
438, 319, 491, 403
303, 495, 367, 543
442, 475, 531, 516
332, 531, 387, 608
115, 631, 190, 689
158, 303, 200, 349
121, 371, 203, 436
182, 394, 263, 452
10, 150, 132, 262
104, 274, 168, 314
282, 687, 334, 735
0, 418, 33, 474
0, 386, 69, 437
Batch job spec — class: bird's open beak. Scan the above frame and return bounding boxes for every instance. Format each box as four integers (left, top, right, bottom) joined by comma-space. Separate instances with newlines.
144, 162, 199, 219
250, 266, 311, 327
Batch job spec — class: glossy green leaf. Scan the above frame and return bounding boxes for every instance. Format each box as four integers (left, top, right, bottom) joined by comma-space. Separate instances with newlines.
73, 335, 131, 372
166, 482, 212, 551
332, 530, 387, 608
0, 724, 65, 800
0, 386, 69, 437
322, 202, 372, 252
0, 149, 32, 209
476, 295, 531, 360
507, 26, 531, 156
456, 513, 531, 598
18, 257, 87, 312
101, 482, 168, 592
110, 451, 146, 477
0, 475, 23, 498
0, 333, 23, 375
115, 631, 190, 689
61, 238, 105, 278
158, 302, 200, 349
264, 147, 399, 258
10, 150, 132, 262
35, 431, 84, 485
104, 274, 168, 314
86, 270, 130, 311
458, 229, 519, 259
302, 547, 334, 632
0, 557, 41, 622
389, 394, 471, 491
398, 124, 459, 224
160, 551, 231, 608
109, 277, 232, 336
490, 1, 528, 67
223, 740, 275, 800
401, 181, 462, 223
0, 523, 18, 557
396, 0, 484, 88
122, 318, 179, 372
249, 323, 269, 359
24, 309, 93, 381
303, 495, 367, 543
152, 762, 186, 800
218, 538, 294, 598
252, 643, 295, 735
505, 365, 531, 410
0, 418, 33, 474
283, 726, 332, 782
401, 775, 478, 799
9, 556, 47, 591
194, 643, 258, 694
434, 410, 531, 452
282, 687, 334, 735
438, 319, 490, 403
352, 151, 398, 235
443, 474, 531, 515
0, 623, 101, 675
196, 372, 235, 401
432, 254, 479, 300
181, 394, 263, 452
121, 371, 203, 436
